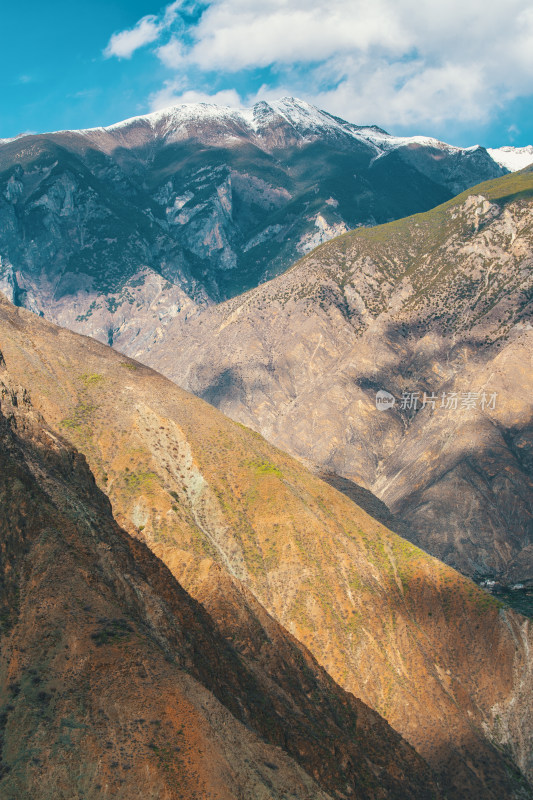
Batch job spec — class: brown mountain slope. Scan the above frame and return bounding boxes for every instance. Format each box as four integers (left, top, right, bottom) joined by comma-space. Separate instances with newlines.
0, 373, 444, 799
135, 169, 533, 587
0, 296, 531, 799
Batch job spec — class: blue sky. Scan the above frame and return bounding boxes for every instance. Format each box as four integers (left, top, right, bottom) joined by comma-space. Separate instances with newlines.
1, 0, 533, 148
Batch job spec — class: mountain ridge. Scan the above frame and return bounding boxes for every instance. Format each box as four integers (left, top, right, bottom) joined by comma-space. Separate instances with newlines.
0, 366, 447, 799
4, 97, 531, 173
0, 96, 509, 348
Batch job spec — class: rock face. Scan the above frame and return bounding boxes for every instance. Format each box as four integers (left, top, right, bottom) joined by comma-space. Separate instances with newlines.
0, 363, 445, 799
0, 295, 532, 799
139, 169, 533, 588
0, 97, 506, 350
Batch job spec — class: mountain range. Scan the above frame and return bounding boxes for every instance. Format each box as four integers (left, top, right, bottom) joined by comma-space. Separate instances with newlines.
0, 99, 531, 590
0, 96, 515, 351
1, 99, 532, 798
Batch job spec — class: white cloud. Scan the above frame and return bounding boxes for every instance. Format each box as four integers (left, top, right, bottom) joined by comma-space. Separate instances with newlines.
104, 16, 162, 59
106, 0, 533, 130
305, 57, 492, 128
163, 1, 186, 26
156, 37, 186, 69
104, 1, 186, 60
176, 0, 533, 78
185, 0, 411, 71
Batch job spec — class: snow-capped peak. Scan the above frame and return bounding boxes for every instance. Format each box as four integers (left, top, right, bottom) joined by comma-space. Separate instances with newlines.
486, 145, 533, 172
104, 101, 247, 133
2, 97, 531, 177
100, 96, 356, 139
108, 96, 476, 160
252, 97, 345, 132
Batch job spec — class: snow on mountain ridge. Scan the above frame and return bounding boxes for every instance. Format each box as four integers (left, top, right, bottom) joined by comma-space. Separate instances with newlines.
95, 96, 354, 140
2, 97, 529, 174
88, 96, 491, 161
487, 146, 533, 172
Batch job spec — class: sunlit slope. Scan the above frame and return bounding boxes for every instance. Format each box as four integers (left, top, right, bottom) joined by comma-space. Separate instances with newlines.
0, 377, 447, 799
0, 296, 531, 799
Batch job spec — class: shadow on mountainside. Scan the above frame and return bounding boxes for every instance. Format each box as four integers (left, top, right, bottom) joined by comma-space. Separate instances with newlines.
186, 312, 533, 590
0, 392, 442, 800
1, 392, 531, 800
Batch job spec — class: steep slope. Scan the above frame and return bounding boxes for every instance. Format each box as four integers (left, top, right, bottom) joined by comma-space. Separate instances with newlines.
0, 296, 531, 799
141, 168, 533, 589
0, 98, 506, 351
0, 368, 444, 799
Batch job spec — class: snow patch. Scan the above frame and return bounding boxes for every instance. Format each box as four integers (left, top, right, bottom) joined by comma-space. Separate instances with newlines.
487, 146, 533, 172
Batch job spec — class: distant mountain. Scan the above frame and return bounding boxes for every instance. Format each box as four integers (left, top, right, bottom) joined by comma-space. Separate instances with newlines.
1, 293, 532, 800
487, 145, 533, 172
139, 168, 533, 591
0, 97, 508, 348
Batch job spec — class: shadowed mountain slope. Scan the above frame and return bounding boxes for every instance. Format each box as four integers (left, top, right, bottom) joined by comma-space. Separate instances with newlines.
139, 168, 533, 588
0, 296, 531, 799
0, 370, 445, 799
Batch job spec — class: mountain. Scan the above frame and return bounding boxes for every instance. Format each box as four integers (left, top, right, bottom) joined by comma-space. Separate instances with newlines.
487, 145, 533, 172
0, 340, 445, 798
136, 168, 533, 593
0, 98, 507, 351
0, 294, 531, 799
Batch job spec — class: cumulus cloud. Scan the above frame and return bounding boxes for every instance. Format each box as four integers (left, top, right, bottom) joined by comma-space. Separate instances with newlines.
156, 37, 186, 69
305, 57, 493, 128
184, 0, 411, 71
104, 16, 162, 59
106, 0, 533, 130
104, 1, 184, 59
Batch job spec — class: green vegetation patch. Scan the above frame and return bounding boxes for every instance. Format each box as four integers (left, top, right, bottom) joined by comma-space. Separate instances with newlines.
75, 300, 97, 323
123, 469, 159, 494
61, 401, 97, 433
246, 458, 283, 479
90, 618, 134, 647
78, 373, 104, 387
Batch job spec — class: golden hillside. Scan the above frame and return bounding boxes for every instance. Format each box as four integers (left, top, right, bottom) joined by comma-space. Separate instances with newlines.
0, 295, 531, 799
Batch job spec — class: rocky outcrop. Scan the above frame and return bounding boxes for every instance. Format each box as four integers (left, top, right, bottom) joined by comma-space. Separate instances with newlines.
0, 294, 531, 799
